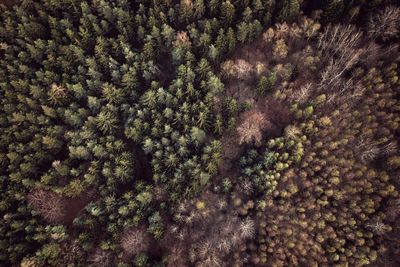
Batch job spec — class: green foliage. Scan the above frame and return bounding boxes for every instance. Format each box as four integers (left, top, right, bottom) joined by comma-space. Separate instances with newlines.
276, 0, 300, 23
134, 253, 149, 267
36, 243, 61, 266
257, 72, 277, 94
147, 212, 164, 240
240, 148, 279, 193
0, 0, 397, 266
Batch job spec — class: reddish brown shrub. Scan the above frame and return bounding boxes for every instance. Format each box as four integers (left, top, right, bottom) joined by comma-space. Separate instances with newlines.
174, 31, 191, 48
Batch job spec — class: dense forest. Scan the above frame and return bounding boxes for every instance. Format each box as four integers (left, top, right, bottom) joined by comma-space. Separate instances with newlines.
0, 0, 399, 266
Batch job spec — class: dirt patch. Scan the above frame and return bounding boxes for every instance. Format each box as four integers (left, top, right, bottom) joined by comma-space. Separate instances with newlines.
257, 96, 293, 137
63, 189, 96, 227
218, 132, 245, 179
133, 146, 153, 182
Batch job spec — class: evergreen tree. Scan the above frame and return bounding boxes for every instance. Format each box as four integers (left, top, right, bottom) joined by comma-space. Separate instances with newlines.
276, 0, 300, 23
222, 1, 236, 24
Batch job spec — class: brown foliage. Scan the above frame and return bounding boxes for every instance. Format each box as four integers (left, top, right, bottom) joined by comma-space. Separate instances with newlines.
273, 39, 288, 59
48, 83, 67, 104
221, 59, 253, 80
174, 31, 191, 48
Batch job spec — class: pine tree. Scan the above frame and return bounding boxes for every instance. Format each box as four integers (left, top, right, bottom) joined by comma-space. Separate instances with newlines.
194, 0, 205, 18
209, 0, 221, 16
215, 28, 228, 57
322, 0, 345, 23
276, 0, 300, 23
222, 1, 236, 24
179, 0, 194, 23
226, 27, 236, 52
237, 22, 249, 43
208, 44, 219, 63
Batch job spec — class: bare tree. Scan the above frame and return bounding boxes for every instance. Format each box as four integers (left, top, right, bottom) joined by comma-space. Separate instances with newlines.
317, 24, 364, 94
356, 136, 380, 163
239, 218, 255, 239
88, 249, 114, 267
292, 83, 313, 104
27, 189, 65, 224
386, 198, 400, 221
366, 221, 391, 235
368, 6, 400, 41
166, 245, 187, 267
381, 141, 398, 156
167, 192, 256, 267
237, 111, 269, 145
240, 178, 254, 195
235, 59, 253, 80
317, 24, 362, 58
60, 240, 85, 266
274, 23, 291, 39
318, 49, 362, 92
119, 226, 151, 258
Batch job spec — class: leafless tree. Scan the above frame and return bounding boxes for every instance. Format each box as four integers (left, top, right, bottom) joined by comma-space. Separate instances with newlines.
324, 77, 365, 107
240, 178, 253, 195
168, 192, 256, 267
366, 221, 391, 235
284, 125, 301, 140
318, 49, 362, 92
27, 189, 65, 224
356, 136, 380, 163
292, 83, 312, 104
317, 24, 364, 94
239, 218, 255, 239
235, 59, 253, 80
368, 6, 400, 41
274, 23, 291, 39
381, 141, 398, 156
386, 198, 400, 221
237, 111, 269, 145
166, 245, 187, 267
119, 226, 151, 258
88, 249, 114, 267
317, 24, 362, 58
